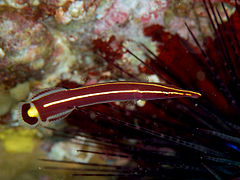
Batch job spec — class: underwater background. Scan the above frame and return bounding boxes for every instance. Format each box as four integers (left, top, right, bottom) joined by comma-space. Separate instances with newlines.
0, 0, 240, 179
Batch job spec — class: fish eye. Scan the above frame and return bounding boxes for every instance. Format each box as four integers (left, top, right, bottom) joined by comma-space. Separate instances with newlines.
19, 103, 39, 127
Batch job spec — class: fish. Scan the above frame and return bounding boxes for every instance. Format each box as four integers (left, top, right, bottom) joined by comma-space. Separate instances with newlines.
18, 81, 201, 127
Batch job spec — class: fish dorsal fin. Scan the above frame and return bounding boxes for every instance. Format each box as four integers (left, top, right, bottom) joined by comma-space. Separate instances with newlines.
29, 87, 67, 101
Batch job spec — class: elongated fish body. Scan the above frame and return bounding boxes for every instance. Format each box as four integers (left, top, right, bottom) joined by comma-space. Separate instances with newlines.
19, 82, 201, 127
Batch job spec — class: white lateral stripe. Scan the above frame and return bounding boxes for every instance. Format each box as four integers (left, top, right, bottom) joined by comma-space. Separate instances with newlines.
43, 90, 186, 108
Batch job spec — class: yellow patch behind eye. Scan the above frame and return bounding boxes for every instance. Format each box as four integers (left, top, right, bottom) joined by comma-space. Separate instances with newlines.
27, 106, 39, 118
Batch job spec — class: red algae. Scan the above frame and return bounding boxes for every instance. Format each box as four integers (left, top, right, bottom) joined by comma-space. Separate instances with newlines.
143, 24, 234, 115
92, 36, 124, 63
